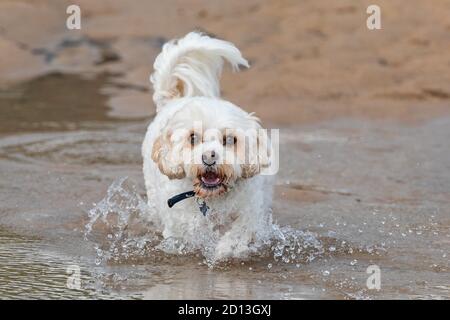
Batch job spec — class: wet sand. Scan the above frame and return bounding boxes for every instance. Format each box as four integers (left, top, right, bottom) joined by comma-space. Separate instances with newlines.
1, 0, 450, 124
0, 1, 449, 299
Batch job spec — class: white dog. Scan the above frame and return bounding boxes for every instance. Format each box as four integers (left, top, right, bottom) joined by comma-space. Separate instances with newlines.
142, 32, 274, 261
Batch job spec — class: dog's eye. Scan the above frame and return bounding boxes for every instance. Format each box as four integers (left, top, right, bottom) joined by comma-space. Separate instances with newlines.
223, 135, 237, 146
190, 133, 199, 146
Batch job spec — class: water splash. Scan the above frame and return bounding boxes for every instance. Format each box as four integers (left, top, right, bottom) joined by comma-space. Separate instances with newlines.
270, 225, 325, 264
84, 178, 384, 267
84, 177, 161, 264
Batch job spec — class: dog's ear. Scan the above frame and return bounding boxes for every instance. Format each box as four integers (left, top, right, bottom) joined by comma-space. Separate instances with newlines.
240, 128, 271, 179
257, 128, 272, 170
241, 163, 260, 178
151, 132, 186, 179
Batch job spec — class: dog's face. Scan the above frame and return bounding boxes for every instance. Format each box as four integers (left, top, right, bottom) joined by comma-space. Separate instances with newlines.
151, 101, 270, 198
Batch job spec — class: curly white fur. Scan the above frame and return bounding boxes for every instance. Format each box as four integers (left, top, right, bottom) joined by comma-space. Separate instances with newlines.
151, 31, 249, 111
142, 32, 274, 261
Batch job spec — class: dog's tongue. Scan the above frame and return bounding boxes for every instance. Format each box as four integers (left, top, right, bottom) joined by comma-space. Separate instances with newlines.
201, 172, 221, 186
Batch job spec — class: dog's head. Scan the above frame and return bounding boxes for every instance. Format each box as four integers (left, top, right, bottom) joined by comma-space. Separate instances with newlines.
151, 99, 271, 198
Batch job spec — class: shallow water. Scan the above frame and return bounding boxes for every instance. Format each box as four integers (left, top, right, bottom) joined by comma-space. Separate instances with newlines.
0, 74, 448, 299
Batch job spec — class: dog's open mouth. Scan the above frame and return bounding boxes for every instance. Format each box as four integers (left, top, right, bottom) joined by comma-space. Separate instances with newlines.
194, 168, 228, 198
200, 171, 223, 188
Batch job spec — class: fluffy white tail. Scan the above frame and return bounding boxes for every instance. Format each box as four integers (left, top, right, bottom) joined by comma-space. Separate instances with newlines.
150, 32, 249, 111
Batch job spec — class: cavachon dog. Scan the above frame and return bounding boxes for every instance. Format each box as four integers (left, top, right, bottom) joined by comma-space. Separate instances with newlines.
142, 32, 275, 260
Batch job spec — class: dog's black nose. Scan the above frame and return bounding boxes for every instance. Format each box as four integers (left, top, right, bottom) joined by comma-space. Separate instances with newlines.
202, 150, 217, 166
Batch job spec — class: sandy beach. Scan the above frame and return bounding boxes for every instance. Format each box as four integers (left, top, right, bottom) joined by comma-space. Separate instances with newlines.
0, 0, 449, 299
1, 0, 450, 124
